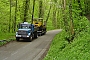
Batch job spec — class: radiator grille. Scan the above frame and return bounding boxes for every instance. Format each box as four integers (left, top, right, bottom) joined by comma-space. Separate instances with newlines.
18, 30, 28, 35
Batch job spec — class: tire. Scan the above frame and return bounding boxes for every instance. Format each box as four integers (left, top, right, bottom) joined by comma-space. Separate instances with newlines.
43, 31, 46, 35
34, 32, 38, 38
38, 32, 42, 36
29, 35, 33, 42
43, 28, 46, 35
16, 38, 19, 41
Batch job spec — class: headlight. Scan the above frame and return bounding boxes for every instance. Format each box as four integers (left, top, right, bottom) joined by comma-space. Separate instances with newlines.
28, 33, 31, 36
27, 36, 29, 37
27, 33, 31, 37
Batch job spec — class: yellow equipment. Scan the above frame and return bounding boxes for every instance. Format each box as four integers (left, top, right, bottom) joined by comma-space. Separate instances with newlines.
33, 18, 43, 27
33, 18, 46, 35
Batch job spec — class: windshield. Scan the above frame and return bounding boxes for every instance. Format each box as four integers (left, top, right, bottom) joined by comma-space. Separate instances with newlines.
19, 24, 30, 29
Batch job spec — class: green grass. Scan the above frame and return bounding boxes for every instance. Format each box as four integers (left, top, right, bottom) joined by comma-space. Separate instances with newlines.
0, 33, 15, 40
44, 29, 90, 60
0, 32, 15, 46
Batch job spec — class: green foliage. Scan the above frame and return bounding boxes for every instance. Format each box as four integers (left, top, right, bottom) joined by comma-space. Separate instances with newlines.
44, 0, 90, 59
0, 33, 15, 46
0, 0, 54, 40
0, 1, 90, 59
44, 30, 68, 60
44, 22, 90, 60
73, 16, 89, 32
0, 33, 15, 40
47, 20, 54, 31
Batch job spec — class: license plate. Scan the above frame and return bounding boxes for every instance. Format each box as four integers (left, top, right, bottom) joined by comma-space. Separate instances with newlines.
22, 35, 27, 37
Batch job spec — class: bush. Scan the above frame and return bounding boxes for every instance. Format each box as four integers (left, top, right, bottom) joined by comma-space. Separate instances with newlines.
44, 16, 90, 60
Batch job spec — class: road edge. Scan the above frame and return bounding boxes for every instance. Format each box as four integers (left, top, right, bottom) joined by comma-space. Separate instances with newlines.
34, 29, 62, 60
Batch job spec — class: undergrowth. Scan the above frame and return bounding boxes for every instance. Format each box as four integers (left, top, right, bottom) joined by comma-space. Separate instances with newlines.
0, 33, 15, 46
44, 29, 90, 60
0, 33, 15, 40
44, 16, 90, 60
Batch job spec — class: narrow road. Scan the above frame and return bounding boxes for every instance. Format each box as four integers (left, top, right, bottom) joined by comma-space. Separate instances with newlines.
0, 29, 62, 60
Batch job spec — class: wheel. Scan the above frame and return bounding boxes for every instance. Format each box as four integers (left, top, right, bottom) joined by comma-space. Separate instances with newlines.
38, 32, 42, 36
43, 31, 46, 35
29, 35, 33, 42
16, 38, 19, 41
34, 32, 38, 38
43, 28, 46, 35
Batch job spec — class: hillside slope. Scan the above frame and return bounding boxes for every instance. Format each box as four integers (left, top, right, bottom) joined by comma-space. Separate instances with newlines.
44, 16, 90, 60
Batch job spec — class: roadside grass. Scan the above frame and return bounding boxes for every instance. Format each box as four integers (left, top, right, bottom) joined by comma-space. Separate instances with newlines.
0, 33, 15, 39
44, 29, 90, 60
0, 32, 15, 46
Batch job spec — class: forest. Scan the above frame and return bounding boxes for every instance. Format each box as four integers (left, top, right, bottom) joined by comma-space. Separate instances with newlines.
0, 0, 90, 60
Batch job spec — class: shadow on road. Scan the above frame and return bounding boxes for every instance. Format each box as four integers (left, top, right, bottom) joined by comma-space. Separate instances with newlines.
17, 38, 38, 42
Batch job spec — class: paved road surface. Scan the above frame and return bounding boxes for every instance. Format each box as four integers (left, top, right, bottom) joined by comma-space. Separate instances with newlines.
0, 29, 62, 60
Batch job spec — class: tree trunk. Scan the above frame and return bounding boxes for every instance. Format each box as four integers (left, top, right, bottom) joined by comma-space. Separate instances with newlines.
9, 0, 12, 32
23, 0, 30, 22
38, 0, 43, 18
62, 0, 68, 31
52, 4, 57, 28
69, 0, 74, 41
31, 0, 35, 24
46, 4, 52, 23
14, 0, 17, 32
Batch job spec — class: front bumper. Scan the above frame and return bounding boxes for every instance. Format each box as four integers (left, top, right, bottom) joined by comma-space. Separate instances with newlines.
37, 31, 42, 33
16, 35, 30, 38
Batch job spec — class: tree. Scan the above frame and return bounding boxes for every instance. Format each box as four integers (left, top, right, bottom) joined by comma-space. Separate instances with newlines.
62, 0, 68, 31
69, 0, 74, 41
9, 0, 12, 32
46, 3, 52, 23
31, 0, 35, 24
23, 0, 30, 22
52, 0, 58, 28
38, 0, 43, 18
14, 0, 17, 32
